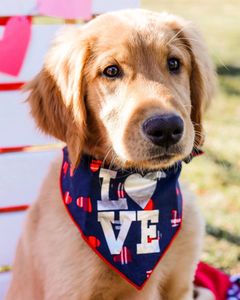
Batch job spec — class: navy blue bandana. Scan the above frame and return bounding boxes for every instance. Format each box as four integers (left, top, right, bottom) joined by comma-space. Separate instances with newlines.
60, 147, 183, 289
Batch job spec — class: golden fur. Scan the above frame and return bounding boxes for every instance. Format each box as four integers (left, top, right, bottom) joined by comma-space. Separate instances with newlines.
6, 9, 216, 300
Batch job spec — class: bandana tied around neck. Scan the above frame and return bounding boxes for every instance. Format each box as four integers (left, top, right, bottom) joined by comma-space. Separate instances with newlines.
60, 147, 183, 289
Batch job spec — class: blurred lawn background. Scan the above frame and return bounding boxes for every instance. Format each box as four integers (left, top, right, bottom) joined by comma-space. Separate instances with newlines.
142, 0, 240, 273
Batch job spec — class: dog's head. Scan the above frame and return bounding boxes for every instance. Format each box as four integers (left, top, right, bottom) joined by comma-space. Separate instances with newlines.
26, 9, 215, 170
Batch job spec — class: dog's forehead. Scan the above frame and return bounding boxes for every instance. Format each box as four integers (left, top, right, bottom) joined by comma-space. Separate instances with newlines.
86, 9, 177, 48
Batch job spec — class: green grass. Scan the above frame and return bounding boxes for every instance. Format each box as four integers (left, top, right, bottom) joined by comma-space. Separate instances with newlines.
142, 0, 240, 274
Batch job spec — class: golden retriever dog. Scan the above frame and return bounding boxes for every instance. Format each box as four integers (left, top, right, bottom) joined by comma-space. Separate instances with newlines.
6, 9, 215, 300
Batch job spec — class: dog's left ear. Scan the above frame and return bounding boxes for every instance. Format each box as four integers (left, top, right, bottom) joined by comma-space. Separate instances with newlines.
25, 27, 91, 167
166, 16, 216, 147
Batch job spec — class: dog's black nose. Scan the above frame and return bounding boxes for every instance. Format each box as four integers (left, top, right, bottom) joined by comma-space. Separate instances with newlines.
142, 114, 184, 147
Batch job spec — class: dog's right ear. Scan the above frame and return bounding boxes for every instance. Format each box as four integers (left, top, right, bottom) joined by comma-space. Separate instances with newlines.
25, 27, 90, 167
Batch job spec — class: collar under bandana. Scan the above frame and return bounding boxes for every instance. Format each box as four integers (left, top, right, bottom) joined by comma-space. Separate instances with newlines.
60, 147, 183, 289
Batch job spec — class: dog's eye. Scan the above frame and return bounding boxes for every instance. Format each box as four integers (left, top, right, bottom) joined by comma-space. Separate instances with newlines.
102, 65, 121, 78
167, 58, 180, 73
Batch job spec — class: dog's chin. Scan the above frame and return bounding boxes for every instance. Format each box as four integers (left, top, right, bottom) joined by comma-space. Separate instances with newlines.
99, 142, 193, 171
116, 152, 185, 171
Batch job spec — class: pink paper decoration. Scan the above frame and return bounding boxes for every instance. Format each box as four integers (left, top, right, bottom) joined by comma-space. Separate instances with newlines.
0, 17, 31, 76
37, 0, 92, 20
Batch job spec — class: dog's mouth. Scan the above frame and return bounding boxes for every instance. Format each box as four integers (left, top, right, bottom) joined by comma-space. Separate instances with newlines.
146, 147, 184, 162
149, 153, 175, 162
120, 151, 183, 171
144, 152, 182, 169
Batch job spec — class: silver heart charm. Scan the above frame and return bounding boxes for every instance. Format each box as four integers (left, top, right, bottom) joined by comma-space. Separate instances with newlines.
124, 171, 165, 208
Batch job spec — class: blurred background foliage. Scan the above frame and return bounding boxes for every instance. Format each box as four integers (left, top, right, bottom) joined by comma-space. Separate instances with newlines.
142, 0, 240, 273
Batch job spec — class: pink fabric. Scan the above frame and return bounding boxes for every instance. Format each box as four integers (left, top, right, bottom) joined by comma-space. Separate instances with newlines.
195, 262, 231, 300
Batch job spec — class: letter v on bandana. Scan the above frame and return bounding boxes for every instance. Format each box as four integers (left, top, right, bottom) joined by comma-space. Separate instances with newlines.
60, 147, 183, 289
